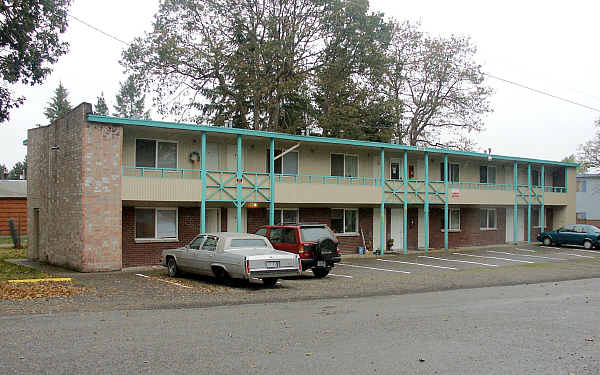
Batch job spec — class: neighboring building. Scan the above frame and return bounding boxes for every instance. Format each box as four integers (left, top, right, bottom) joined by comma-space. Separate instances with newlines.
25, 103, 577, 271
576, 174, 600, 226
0, 180, 27, 236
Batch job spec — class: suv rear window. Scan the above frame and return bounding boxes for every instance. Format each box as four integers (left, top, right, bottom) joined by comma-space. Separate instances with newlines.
300, 227, 335, 242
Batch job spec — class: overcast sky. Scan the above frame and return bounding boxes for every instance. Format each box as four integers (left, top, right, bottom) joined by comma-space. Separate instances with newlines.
1, 0, 599, 170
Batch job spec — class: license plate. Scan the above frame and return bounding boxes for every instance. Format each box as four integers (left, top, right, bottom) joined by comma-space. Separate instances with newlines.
317, 261, 326, 267
266, 261, 280, 269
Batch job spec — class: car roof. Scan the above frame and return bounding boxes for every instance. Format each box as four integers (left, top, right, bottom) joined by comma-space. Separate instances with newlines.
260, 223, 328, 228
198, 232, 267, 239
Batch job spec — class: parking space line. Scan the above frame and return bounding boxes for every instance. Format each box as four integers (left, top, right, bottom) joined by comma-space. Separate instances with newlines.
136, 273, 193, 288
561, 253, 595, 259
377, 259, 457, 270
515, 248, 536, 252
338, 263, 411, 274
418, 256, 498, 267
488, 251, 566, 261
453, 252, 534, 264
542, 246, 599, 254
328, 273, 354, 278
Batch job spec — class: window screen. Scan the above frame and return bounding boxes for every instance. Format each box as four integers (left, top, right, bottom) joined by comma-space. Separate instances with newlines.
331, 154, 344, 177
157, 209, 177, 238
345, 155, 358, 177
135, 208, 155, 238
282, 152, 298, 175
157, 142, 177, 168
136, 139, 156, 167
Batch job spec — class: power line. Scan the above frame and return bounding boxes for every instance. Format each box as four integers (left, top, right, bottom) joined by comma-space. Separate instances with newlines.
484, 73, 600, 113
68, 14, 130, 46
68, 13, 600, 114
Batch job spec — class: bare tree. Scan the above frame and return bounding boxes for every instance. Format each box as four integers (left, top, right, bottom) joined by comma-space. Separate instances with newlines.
578, 119, 600, 171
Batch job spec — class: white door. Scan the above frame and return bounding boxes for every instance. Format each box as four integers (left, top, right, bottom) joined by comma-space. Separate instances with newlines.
205, 208, 220, 232
227, 207, 247, 233
390, 208, 403, 250
506, 207, 526, 242
206, 143, 219, 170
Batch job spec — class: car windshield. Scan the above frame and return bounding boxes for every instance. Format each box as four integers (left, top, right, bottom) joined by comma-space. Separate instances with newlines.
300, 227, 335, 242
228, 239, 269, 248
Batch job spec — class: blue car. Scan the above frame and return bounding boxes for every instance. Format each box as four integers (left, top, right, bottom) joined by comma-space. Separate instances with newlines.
537, 224, 600, 250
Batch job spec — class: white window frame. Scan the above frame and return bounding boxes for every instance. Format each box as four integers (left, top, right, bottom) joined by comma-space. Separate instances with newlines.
135, 207, 179, 242
480, 165, 497, 184
331, 208, 359, 236
442, 208, 461, 232
330, 153, 359, 178
134, 138, 179, 169
266, 149, 299, 175
480, 208, 497, 230
274, 208, 299, 225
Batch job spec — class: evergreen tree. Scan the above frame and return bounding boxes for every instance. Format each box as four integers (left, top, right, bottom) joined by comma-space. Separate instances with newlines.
95, 92, 109, 115
113, 75, 150, 119
43, 82, 72, 122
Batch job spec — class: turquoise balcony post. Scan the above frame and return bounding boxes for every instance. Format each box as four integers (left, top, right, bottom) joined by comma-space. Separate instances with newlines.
444, 154, 448, 250
541, 164, 545, 231
380, 147, 385, 254
200, 132, 207, 233
513, 161, 518, 245
424, 151, 429, 252
236, 135, 242, 232
403, 151, 408, 254
527, 163, 531, 243
269, 138, 275, 226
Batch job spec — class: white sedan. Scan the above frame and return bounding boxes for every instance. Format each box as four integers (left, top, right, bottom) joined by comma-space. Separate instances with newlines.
161, 232, 301, 287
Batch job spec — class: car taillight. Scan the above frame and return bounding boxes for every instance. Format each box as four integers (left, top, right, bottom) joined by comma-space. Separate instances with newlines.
299, 244, 304, 254
245, 258, 250, 274
336, 245, 341, 256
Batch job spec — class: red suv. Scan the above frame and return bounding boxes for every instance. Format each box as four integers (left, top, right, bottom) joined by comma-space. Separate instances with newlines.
255, 223, 341, 278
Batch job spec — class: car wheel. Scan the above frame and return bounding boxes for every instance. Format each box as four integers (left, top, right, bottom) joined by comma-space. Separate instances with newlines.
583, 240, 593, 250
213, 267, 230, 284
543, 237, 552, 246
167, 258, 178, 277
312, 267, 330, 278
262, 278, 278, 287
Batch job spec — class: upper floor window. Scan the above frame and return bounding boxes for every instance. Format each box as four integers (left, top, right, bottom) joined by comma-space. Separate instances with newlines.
577, 180, 587, 192
266, 149, 298, 175
576, 212, 587, 220
136, 139, 177, 169
331, 154, 358, 177
532, 169, 540, 186
439, 163, 460, 182
480, 166, 496, 184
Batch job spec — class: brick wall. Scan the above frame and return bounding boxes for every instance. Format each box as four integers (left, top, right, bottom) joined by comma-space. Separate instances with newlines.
0, 198, 27, 236
122, 206, 201, 267
530, 208, 554, 239
26, 103, 123, 271
429, 207, 506, 249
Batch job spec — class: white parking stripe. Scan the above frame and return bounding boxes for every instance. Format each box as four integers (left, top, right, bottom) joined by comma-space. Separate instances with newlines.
418, 256, 498, 267
338, 263, 411, 274
515, 248, 537, 252
136, 273, 193, 288
453, 252, 534, 264
561, 253, 595, 259
328, 273, 354, 278
377, 259, 457, 270
488, 251, 565, 261
542, 246, 599, 254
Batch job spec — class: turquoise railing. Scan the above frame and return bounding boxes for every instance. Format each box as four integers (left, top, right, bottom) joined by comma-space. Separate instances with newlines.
275, 174, 378, 186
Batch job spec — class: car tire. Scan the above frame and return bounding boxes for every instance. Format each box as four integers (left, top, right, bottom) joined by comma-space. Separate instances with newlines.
167, 258, 178, 277
583, 240, 593, 250
213, 267, 230, 284
312, 267, 330, 278
543, 237, 552, 246
262, 278, 278, 287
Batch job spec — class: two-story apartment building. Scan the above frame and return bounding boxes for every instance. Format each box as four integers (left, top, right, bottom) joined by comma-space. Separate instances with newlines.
576, 174, 600, 226
25, 103, 576, 271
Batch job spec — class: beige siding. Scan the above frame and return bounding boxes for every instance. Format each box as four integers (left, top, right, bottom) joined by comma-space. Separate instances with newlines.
275, 182, 380, 205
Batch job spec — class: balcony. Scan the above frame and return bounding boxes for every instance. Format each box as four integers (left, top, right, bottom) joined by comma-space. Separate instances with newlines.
121, 166, 567, 206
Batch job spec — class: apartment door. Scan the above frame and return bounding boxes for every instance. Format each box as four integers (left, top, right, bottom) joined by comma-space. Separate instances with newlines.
390, 159, 402, 180
390, 208, 403, 250
205, 208, 220, 232
506, 207, 525, 242
406, 207, 419, 249
206, 143, 219, 170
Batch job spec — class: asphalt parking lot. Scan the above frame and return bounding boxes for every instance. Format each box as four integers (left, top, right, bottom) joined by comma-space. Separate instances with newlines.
2, 243, 600, 316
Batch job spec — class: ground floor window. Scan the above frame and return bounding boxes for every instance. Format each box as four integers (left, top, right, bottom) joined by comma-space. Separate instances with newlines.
532, 207, 541, 228
480, 208, 496, 230
331, 208, 358, 234
135, 208, 178, 240
441, 208, 461, 231
274, 209, 299, 225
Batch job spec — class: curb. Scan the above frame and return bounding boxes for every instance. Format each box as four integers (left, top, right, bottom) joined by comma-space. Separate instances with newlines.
7, 277, 72, 284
